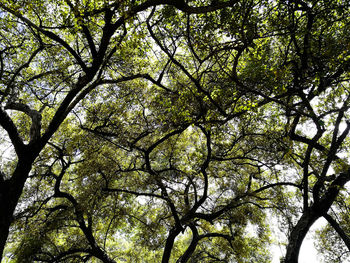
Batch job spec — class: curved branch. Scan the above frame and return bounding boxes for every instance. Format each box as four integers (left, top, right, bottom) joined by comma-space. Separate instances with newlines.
103, 187, 164, 199
53, 160, 116, 263
177, 224, 199, 263
137, 0, 238, 14
0, 3, 88, 72
0, 107, 24, 155
5, 102, 42, 142
146, 10, 228, 117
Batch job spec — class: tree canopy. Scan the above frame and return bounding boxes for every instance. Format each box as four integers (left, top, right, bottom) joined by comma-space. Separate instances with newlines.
1, 0, 350, 262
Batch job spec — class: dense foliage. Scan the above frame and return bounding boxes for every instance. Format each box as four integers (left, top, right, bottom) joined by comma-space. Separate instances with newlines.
1, 0, 350, 262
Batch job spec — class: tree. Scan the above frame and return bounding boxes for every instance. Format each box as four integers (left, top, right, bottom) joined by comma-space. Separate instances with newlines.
267, 1, 350, 262
1, 0, 350, 263
0, 0, 241, 260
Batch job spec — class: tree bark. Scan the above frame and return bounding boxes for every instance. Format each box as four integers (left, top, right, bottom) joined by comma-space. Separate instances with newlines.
177, 225, 199, 263
285, 172, 350, 263
324, 213, 350, 250
0, 187, 11, 259
0, 157, 34, 258
284, 207, 320, 263
162, 228, 182, 263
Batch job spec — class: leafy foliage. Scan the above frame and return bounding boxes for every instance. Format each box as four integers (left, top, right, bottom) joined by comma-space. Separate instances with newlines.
1, 0, 350, 263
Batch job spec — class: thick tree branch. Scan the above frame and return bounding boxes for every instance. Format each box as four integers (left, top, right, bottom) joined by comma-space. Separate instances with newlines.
324, 213, 350, 251
0, 107, 24, 155
5, 102, 42, 143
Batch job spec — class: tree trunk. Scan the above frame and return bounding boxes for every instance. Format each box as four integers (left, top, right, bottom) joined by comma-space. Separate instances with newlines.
162, 228, 182, 263
284, 208, 320, 263
0, 200, 11, 259
0, 158, 34, 259
285, 172, 350, 263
